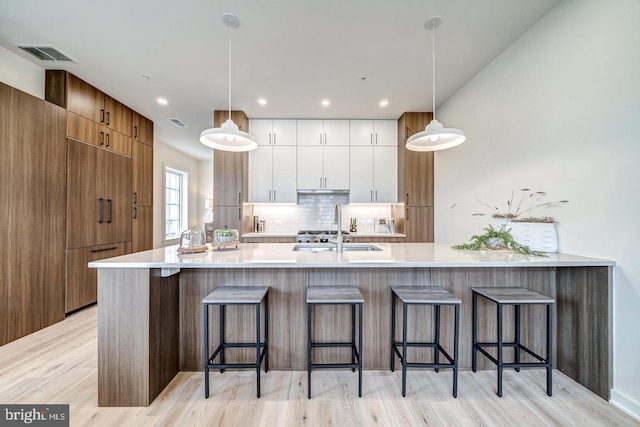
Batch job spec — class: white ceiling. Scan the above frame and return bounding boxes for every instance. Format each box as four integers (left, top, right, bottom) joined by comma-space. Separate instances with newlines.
0, 0, 560, 159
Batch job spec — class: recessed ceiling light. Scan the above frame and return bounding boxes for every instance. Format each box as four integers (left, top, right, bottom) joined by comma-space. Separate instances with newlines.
157, 97, 168, 106
321, 99, 330, 107
379, 99, 389, 107
258, 98, 267, 106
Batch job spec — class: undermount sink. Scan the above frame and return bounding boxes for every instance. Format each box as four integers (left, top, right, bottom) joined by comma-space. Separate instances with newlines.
292, 244, 382, 252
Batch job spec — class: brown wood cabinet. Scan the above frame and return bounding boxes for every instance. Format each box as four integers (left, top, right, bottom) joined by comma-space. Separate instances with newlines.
132, 206, 153, 252
0, 83, 67, 345
66, 242, 131, 312
132, 140, 153, 207
45, 70, 132, 136
133, 111, 154, 146
66, 139, 132, 249
211, 110, 251, 234
66, 111, 131, 156
397, 112, 434, 242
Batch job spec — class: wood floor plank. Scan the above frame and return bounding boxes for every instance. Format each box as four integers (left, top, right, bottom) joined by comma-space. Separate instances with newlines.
0, 305, 636, 427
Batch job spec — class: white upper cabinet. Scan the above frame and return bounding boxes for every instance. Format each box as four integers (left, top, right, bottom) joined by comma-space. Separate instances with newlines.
249, 119, 297, 202
250, 119, 296, 145
297, 120, 349, 146
249, 145, 297, 203
297, 145, 349, 190
349, 120, 397, 146
349, 145, 397, 203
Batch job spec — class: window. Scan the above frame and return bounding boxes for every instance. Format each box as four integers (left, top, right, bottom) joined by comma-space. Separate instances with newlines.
165, 166, 188, 241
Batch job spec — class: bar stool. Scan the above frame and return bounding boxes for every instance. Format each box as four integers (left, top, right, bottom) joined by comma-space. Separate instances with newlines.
203, 286, 269, 398
307, 285, 363, 399
390, 286, 461, 397
471, 287, 554, 397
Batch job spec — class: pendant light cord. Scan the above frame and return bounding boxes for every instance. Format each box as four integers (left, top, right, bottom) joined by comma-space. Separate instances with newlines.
431, 21, 436, 120
227, 25, 232, 121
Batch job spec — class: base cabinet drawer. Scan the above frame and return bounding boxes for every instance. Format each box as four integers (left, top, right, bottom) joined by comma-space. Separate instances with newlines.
66, 242, 131, 313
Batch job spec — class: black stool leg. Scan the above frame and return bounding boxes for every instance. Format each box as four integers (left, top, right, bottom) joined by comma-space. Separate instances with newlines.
402, 301, 408, 397
472, 291, 477, 373
264, 293, 269, 373
434, 304, 441, 373
307, 302, 312, 399
351, 303, 356, 372
219, 304, 225, 373
390, 291, 396, 372
256, 302, 261, 398
497, 302, 503, 397
547, 303, 553, 396
204, 304, 210, 398
453, 303, 460, 398
515, 304, 521, 372
358, 302, 363, 398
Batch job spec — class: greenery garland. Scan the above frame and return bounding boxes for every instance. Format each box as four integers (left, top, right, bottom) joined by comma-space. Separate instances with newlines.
452, 225, 546, 256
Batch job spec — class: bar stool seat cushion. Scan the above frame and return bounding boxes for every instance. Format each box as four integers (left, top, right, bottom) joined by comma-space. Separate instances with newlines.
306, 286, 364, 304
391, 286, 461, 305
203, 286, 269, 304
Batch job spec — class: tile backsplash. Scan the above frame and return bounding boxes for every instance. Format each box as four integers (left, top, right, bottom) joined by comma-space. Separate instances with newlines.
251, 194, 394, 233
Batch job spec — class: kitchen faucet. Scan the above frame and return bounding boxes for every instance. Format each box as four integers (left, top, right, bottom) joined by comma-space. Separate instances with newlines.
330, 203, 343, 253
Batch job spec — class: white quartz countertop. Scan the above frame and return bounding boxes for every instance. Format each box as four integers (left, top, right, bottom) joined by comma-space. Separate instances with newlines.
89, 243, 614, 269
241, 232, 406, 238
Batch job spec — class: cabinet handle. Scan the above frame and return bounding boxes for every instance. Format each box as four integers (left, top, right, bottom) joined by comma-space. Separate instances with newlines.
107, 199, 113, 223
269, 190, 272, 202
324, 133, 327, 145
375, 190, 378, 201
324, 177, 327, 188
238, 208, 241, 220
100, 131, 105, 146
134, 125, 138, 139
273, 190, 276, 201
105, 132, 110, 147
273, 132, 276, 145
99, 198, 104, 223
106, 111, 110, 126
91, 246, 118, 253
375, 134, 378, 145
319, 133, 322, 145
320, 177, 323, 188
370, 133, 373, 145
133, 207, 137, 219
238, 192, 241, 204
370, 190, 373, 202
133, 192, 137, 205
405, 126, 409, 142
406, 193, 409, 205
405, 208, 409, 221
100, 109, 105, 124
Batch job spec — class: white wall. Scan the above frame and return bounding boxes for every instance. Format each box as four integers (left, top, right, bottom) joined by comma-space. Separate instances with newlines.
153, 141, 202, 248
435, 0, 640, 418
0, 45, 44, 98
198, 158, 214, 228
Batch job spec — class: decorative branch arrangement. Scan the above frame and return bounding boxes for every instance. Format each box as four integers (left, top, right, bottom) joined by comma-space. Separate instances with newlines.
472, 188, 569, 223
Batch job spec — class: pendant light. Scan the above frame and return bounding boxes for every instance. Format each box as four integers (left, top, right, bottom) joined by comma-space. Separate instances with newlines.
200, 12, 257, 152
406, 16, 466, 152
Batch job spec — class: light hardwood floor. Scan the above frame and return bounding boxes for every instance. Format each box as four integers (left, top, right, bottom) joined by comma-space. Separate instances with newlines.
0, 306, 636, 426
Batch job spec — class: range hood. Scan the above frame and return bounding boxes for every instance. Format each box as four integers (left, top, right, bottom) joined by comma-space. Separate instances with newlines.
297, 189, 349, 195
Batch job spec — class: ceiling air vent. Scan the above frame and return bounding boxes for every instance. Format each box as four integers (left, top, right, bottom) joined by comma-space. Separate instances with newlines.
18, 46, 75, 61
169, 118, 188, 127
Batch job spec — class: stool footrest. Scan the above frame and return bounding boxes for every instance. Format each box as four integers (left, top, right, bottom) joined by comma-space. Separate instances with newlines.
310, 363, 360, 369
392, 343, 455, 365
311, 342, 356, 348
475, 342, 547, 364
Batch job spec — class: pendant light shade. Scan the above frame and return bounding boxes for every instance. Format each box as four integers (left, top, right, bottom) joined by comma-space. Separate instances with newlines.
200, 13, 257, 152
406, 16, 466, 152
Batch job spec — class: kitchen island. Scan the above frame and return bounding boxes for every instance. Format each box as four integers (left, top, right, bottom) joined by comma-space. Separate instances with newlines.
90, 243, 614, 406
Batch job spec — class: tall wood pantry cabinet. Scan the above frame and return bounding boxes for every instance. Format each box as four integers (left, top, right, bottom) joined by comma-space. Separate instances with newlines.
212, 110, 252, 233
45, 70, 153, 312
0, 82, 67, 346
397, 112, 434, 242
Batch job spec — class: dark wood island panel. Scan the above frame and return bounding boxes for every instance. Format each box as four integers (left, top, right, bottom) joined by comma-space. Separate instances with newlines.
97, 264, 611, 406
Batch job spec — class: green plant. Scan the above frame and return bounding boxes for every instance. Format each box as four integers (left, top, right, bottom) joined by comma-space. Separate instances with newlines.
473, 188, 568, 222
452, 225, 546, 256
216, 229, 235, 236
